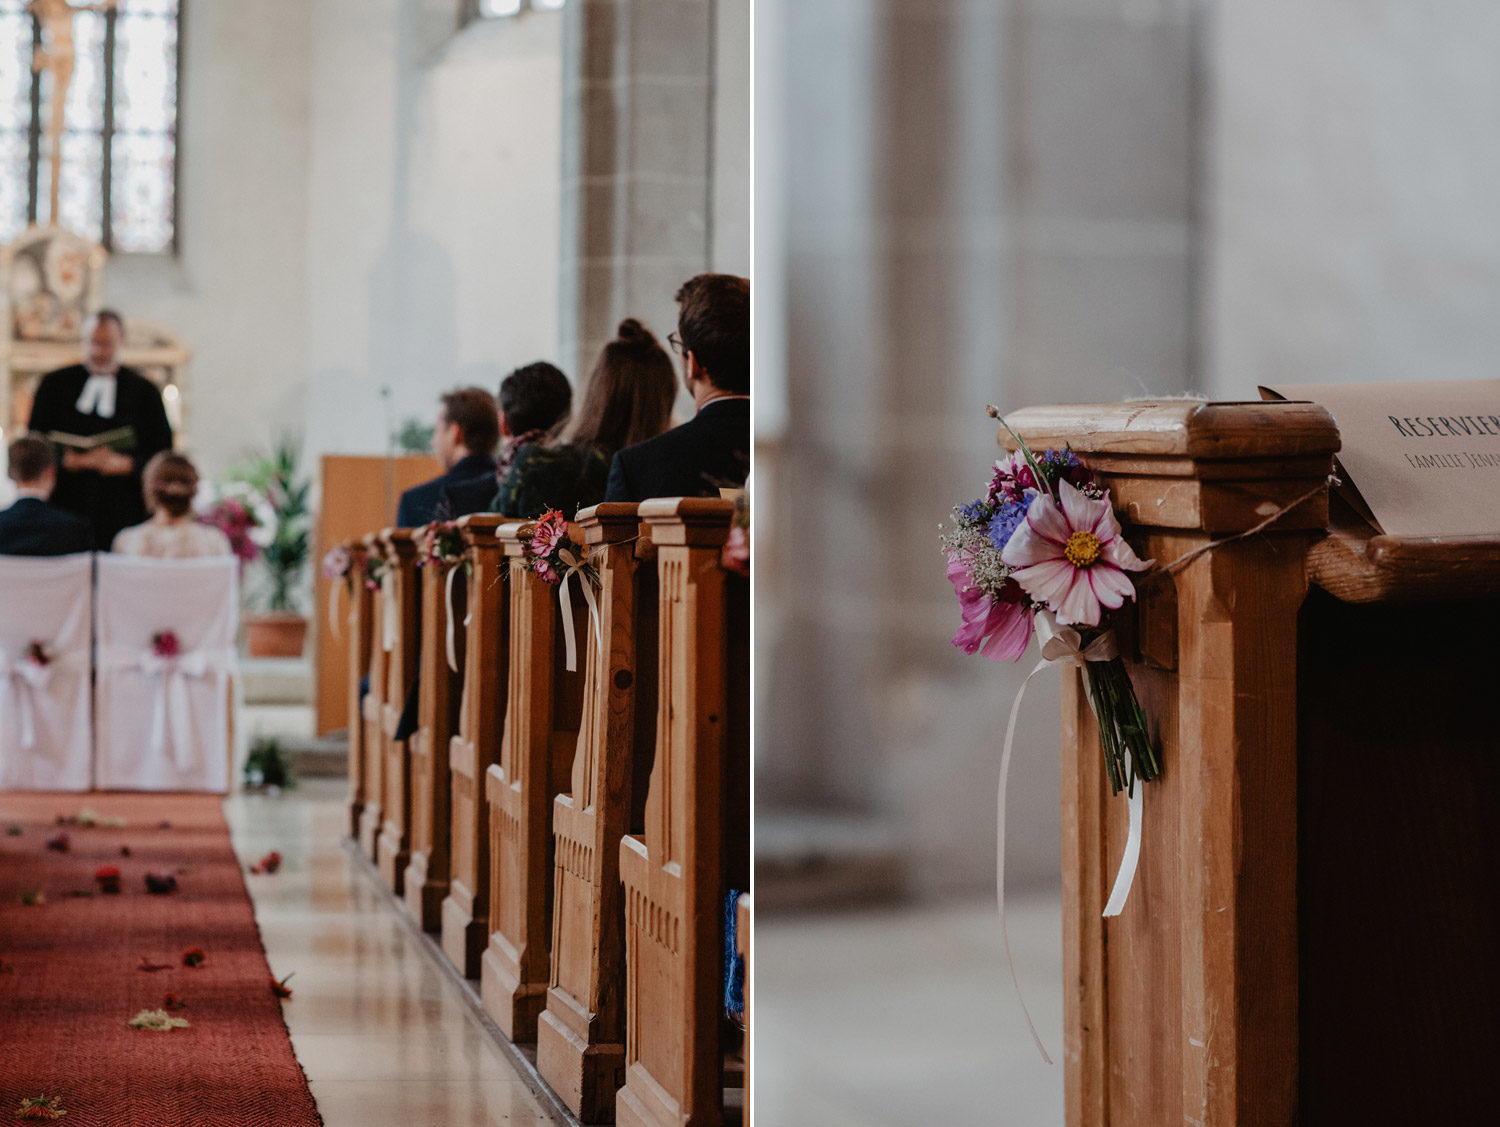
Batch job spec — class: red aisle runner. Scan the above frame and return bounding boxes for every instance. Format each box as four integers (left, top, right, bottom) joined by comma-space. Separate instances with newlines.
0, 793, 322, 1126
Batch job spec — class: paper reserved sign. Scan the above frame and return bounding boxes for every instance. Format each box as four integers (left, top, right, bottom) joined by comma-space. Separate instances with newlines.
1260, 379, 1500, 537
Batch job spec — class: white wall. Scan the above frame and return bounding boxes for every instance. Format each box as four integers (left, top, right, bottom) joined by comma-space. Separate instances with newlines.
302, 2, 564, 463
1206, 1, 1500, 395
105, 0, 314, 478
96, 2, 565, 482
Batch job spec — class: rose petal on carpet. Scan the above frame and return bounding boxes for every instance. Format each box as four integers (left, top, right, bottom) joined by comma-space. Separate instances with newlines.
0, 792, 322, 1126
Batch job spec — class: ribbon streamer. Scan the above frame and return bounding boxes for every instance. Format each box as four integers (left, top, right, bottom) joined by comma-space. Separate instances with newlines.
327, 579, 343, 643
101, 645, 234, 772
380, 572, 397, 652
445, 565, 462, 674
996, 611, 1138, 1065
1, 658, 54, 750
555, 549, 602, 673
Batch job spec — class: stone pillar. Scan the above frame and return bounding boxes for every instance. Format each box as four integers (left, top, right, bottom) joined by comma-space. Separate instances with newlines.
559, 0, 722, 383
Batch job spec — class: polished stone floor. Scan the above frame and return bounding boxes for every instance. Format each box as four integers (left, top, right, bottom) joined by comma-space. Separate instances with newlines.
756, 893, 1065, 1127
223, 779, 559, 1126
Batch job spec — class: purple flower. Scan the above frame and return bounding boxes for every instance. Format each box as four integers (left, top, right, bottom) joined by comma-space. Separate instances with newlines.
985, 500, 1029, 552
958, 499, 993, 524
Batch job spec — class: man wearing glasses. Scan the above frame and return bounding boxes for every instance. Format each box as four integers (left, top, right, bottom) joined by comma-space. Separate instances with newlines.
604, 274, 750, 502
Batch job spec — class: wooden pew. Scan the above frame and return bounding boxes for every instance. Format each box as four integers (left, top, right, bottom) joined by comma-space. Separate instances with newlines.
403, 536, 466, 930
376, 528, 421, 895
342, 540, 373, 839
617, 498, 749, 1127
442, 513, 509, 978
537, 503, 660, 1120
481, 518, 589, 1041
1008, 400, 1500, 1125
357, 531, 389, 861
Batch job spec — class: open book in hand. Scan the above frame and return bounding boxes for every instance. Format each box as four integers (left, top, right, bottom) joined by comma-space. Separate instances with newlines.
46, 425, 137, 454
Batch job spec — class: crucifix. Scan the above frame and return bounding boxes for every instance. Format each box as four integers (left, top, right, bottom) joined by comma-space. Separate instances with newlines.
27, 0, 117, 227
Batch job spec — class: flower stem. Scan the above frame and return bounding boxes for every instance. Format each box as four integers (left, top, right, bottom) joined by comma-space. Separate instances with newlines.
1084, 658, 1161, 794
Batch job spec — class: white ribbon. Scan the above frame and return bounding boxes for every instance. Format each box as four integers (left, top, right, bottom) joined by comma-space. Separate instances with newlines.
380, 571, 397, 652
101, 644, 235, 772
327, 577, 343, 643
554, 548, 602, 673
996, 611, 1143, 1065
444, 564, 463, 674
1, 657, 54, 749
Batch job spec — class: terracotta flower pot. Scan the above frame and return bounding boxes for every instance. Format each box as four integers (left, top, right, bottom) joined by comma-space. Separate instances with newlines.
244, 612, 307, 658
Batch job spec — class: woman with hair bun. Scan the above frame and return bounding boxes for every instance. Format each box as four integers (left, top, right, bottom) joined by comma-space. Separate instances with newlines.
112, 451, 232, 558
493, 318, 676, 518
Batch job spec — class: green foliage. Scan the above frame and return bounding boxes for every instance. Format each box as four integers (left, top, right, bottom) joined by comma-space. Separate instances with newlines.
229, 435, 311, 613
395, 416, 432, 455
243, 736, 295, 789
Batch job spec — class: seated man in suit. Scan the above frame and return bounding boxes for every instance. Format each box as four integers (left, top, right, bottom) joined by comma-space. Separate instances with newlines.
395, 387, 500, 527
0, 435, 93, 556
441, 361, 573, 518
604, 274, 750, 501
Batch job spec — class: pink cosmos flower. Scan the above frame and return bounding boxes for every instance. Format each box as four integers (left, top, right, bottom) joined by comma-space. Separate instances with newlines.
1000, 479, 1151, 627
946, 554, 1034, 662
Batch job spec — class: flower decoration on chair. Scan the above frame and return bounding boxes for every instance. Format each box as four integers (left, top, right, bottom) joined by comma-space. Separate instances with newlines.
23, 640, 50, 668
150, 631, 181, 660
941, 436, 1161, 794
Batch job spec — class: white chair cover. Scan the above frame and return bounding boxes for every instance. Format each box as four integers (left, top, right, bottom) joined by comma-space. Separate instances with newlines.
0, 553, 94, 791
94, 555, 239, 792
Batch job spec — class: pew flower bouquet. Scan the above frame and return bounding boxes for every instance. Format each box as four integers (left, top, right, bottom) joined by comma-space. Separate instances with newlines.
521, 509, 597, 588
363, 554, 386, 592
941, 431, 1162, 794
420, 520, 467, 572
321, 545, 352, 585
150, 631, 180, 660
24, 640, 49, 668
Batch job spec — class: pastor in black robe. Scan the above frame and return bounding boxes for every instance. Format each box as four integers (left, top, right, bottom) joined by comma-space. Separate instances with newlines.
27, 364, 174, 550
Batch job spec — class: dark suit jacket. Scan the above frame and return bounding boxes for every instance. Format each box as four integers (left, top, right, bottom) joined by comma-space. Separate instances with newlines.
395, 453, 498, 527
603, 398, 750, 502
391, 450, 498, 742
0, 496, 94, 557
28, 364, 174, 550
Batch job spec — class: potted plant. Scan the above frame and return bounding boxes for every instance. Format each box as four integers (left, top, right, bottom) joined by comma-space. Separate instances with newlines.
231, 436, 312, 658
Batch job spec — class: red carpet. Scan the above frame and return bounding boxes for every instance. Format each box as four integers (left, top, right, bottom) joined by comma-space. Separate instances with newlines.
0, 793, 321, 1125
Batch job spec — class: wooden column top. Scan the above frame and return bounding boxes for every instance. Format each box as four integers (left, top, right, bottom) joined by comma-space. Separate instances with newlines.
1002, 400, 1340, 460
638, 497, 736, 546
577, 502, 641, 545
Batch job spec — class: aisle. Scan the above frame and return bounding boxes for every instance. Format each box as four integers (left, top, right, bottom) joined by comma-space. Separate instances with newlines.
224, 779, 560, 1125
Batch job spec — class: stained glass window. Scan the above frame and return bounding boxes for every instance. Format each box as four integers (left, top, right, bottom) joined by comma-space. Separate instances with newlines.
0, 0, 179, 253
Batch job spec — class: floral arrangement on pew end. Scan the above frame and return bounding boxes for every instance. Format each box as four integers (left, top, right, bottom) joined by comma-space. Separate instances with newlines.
940, 419, 1162, 795
521, 509, 601, 673
419, 520, 468, 573
520, 509, 597, 588
321, 544, 352, 587
362, 552, 386, 592
23, 640, 49, 668
150, 630, 180, 660
721, 489, 749, 578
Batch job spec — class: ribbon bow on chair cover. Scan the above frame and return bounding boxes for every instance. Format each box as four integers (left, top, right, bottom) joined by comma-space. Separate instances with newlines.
101, 644, 235, 773
1, 656, 54, 750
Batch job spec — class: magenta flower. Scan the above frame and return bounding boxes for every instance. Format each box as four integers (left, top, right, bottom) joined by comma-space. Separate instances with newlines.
946, 554, 1034, 662
1000, 480, 1151, 627
151, 630, 181, 659
529, 510, 567, 559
